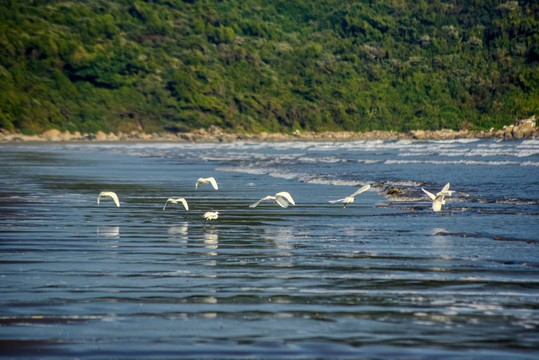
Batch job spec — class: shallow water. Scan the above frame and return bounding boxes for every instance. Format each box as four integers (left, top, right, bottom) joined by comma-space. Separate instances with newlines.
1, 139, 538, 359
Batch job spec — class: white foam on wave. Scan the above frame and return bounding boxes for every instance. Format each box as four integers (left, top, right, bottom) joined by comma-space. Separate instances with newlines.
433, 138, 481, 144
299, 156, 347, 163
495, 198, 538, 206
218, 166, 369, 187
357, 159, 383, 164
309, 179, 364, 186
385, 159, 539, 167
218, 166, 306, 181
397, 153, 433, 157
217, 166, 272, 175
519, 138, 539, 146
398, 144, 539, 158
383, 180, 424, 187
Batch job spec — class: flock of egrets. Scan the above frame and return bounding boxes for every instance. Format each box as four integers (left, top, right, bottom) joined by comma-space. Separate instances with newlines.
97, 176, 454, 228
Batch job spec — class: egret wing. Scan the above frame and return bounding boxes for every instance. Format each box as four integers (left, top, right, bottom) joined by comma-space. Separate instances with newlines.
98, 192, 120, 207
276, 192, 295, 206
109, 192, 120, 207
350, 184, 371, 197
208, 177, 218, 190
179, 198, 189, 211
436, 182, 451, 197
163, 199, 172, 210
249, 196, 271, 208
275, 196, 290, 208
440, 182, 450, 193
421, 188, 436, 201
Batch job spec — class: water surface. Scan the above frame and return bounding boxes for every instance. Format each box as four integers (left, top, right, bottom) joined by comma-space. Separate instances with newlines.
1, 139, 538, 359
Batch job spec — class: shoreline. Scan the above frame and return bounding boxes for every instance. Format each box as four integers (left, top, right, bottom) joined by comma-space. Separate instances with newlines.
1, 118, 537, 144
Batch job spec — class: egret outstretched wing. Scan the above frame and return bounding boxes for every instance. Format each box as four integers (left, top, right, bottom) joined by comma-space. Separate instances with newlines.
350, 184, 371, 197
97, 191, 120, 207
422, 187, 445, 212
329, 184, 370, 208
249, 196, 274, 208
440, 182, 450, 194
196, 177, 218, 190
163, 197, 189, 211
250, 192, 295, 208
437, 182, 454, 197
421, 188, 436, 201
275, 192, 295, 208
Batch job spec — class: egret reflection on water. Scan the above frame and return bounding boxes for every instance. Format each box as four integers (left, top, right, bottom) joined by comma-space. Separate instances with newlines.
97, 225, 120, 239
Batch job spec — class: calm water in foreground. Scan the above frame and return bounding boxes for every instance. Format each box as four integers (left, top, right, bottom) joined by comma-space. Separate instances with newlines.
1, 139, 538, 359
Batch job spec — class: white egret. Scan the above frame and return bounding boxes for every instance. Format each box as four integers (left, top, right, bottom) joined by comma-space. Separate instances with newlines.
97, 191, 120, 207
421, 183, 453, 212
250, 191, 295, 208
436, 183, 454, 197
203, 211, 219, 229
163, 197, 189, 211
329, 184, 371, 208
196, 177, 218, 190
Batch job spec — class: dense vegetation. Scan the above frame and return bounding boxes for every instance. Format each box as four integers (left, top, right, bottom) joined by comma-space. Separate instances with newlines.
0, 0, 537, 135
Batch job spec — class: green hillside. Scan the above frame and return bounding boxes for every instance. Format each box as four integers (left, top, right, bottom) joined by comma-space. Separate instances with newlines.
0, 0, 537, 135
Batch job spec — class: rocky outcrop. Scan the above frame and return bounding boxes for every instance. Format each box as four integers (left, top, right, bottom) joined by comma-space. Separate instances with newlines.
503, 115, 537, 139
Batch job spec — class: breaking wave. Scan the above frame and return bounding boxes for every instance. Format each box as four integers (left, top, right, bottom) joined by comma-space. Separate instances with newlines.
385, 159, 539, 167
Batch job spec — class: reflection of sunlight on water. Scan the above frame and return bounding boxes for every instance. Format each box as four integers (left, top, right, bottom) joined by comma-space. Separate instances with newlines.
430, 228, 454, 258
97, 226, 120, 239
269, 226, 295, 268
168, 222, 189, 239
272, 226, 294, 253
430, 228, 448, 241
204, 231, 218, 256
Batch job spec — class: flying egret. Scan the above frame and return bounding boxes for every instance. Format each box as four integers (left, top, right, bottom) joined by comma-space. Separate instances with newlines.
421, 183, 453, 212
250, 191, 296, 208
329, 184, 371, 208
203, 211, 219, 229
163, 197, 189, 211
436, 183, 454, 197
196, 177, 219, 190
97, 191, 120, 207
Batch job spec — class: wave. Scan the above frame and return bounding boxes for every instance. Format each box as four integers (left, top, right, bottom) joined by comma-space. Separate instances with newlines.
217, 166, 368, 187
495, 198, 539, 206
385, 159, 539, 166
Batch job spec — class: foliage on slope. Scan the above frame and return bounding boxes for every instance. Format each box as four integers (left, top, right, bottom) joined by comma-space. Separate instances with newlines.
0, 0, 537, 134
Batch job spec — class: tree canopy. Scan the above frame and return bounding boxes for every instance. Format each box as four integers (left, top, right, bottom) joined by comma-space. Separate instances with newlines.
0, 0, 537, 135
